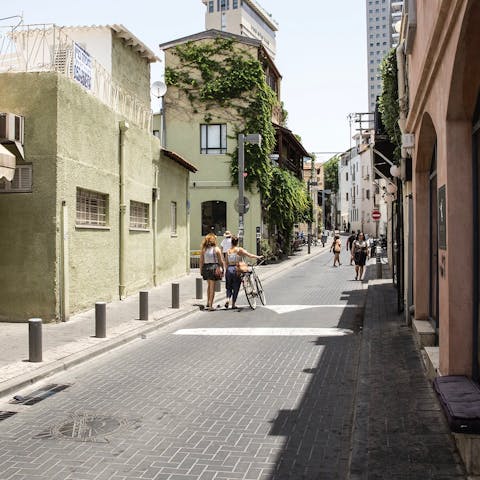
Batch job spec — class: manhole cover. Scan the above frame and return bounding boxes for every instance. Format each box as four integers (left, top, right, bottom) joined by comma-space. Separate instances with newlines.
35, 412, 139, 443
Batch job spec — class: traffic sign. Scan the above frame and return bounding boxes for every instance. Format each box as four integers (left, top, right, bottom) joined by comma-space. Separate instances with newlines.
372, 210, 381, 221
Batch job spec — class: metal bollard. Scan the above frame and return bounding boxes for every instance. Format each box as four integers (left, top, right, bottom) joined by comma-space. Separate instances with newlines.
95, 302, 106, 338
172, 283, 180, 309
28, 318, 42, 363
376, 253, 382, 279
215, 280, 221, 292
139, 291, 149, 320
196, 277, 203, 300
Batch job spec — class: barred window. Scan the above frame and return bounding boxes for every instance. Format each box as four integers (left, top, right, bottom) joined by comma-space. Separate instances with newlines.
130, 201, 149, 230
0, 165, 32, 193
171, 201, 177, 236
76, 188, 108, 226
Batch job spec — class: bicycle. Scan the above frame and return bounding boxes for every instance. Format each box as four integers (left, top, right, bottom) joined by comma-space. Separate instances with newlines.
241, 259, 266, 309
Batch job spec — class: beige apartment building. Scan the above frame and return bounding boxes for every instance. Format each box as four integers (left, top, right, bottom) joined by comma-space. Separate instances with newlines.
0, 24, 196, 322
201, 0, 278, 58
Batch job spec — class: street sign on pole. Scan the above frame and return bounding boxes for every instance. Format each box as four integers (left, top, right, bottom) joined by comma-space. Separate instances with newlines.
372, 210, 381, 221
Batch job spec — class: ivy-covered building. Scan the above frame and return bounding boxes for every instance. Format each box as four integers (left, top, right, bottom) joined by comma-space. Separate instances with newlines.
159, 29, 310, 255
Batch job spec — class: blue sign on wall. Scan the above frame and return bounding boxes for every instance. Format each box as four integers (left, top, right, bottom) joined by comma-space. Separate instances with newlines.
73, 43, 92, 90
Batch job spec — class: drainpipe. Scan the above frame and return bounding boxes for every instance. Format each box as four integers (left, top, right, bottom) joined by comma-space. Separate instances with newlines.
119, 121, 129, 300
396, 40, 408, 316
152, 163, 159, 286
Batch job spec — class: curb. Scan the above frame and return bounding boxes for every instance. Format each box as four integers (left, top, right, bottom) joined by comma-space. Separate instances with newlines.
0, 245, 328, 399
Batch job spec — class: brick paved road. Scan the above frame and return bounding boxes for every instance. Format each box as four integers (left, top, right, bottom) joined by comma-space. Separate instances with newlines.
0, 249, 367, 480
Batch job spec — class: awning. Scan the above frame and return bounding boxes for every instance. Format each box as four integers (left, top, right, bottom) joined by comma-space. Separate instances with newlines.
0, 144, 15, 181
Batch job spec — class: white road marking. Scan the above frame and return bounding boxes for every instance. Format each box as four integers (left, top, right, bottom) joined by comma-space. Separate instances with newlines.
264, 305, 362, 314
174, 328, 353, 336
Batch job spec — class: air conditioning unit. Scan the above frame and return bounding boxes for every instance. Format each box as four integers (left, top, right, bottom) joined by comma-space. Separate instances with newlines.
0, 113, 24, 145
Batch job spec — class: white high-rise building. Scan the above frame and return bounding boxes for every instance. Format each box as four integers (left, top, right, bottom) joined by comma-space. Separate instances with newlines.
366, 0, 404, 113
201, 0, 278, 58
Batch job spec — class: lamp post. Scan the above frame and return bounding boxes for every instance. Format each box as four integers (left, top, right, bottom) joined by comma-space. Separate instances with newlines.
238, 133, 261, 247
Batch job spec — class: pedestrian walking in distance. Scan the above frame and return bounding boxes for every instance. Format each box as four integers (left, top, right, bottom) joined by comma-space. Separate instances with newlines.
330, 234, 342, 267
225, 236, 262, 309
199, 233, 225, 311
346, 231, 356, 265
352, 232, 369, 280
220, 230, 232, 265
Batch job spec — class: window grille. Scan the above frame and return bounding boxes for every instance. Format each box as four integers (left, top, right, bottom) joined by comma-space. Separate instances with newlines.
130, 201, 149, 229
0, 165, 32, 192
76, 188, 108, 226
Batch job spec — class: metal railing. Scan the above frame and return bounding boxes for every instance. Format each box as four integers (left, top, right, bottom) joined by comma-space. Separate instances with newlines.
0, 23, 152, 130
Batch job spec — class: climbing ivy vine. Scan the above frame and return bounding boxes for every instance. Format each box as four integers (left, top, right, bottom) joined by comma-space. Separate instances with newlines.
379, 48, 401, 161
165, 37, 310, 251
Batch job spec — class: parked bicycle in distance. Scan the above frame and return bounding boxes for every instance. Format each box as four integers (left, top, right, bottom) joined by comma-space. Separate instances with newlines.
241, 259, 266, 310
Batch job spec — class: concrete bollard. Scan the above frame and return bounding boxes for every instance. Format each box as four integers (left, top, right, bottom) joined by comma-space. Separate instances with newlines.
95, 302, 107, 338
28, 318, 42, 363
215, 280, 221, 292
172, 283, 180, 309
139, 291, 149, 320
376, 253, 382, 279
196, 277, 203, 300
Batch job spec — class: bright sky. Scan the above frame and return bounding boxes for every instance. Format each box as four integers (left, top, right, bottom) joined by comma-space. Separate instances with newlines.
5, 0, 368, 158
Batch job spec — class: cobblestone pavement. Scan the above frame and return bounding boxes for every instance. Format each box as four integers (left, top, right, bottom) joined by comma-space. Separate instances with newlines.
349, 278, 466, 480
0, 249, 367, 480
0, 248, 467, 479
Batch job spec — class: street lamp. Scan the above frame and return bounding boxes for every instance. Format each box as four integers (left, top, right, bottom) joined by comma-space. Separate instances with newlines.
238, 133, 261, 247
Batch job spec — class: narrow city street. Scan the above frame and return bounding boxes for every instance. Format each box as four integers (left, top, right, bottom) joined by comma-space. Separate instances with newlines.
0, 249, 368, 480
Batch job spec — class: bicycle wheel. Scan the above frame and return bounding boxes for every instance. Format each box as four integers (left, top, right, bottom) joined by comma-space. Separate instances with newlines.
253, 272, 266, 305
243, 274, 257, 309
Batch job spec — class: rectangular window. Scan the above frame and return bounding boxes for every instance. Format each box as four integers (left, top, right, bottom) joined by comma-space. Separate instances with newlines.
171, 201, 177, 236
233, 0, 238, 8
346, 192, 349, 201
0, 165, 32, 193
200, 124, 227, 154
346, 172, 348, 181
130, 201, 149, 230
366, 189, 370, 200
76, 188, 108, 227
209, 0, 214, 12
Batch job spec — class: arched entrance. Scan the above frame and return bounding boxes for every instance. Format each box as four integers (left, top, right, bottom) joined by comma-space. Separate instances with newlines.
201, 200, 226, 236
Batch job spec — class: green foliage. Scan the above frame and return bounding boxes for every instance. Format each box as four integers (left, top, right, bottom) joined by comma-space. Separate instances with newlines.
379, 48, 401, 161
323, 155, 339, 192
166, 36, 310, 246
267, 168, 313, 254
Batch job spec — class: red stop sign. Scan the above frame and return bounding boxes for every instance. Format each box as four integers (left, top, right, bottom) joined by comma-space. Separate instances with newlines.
372, 210, 381, 220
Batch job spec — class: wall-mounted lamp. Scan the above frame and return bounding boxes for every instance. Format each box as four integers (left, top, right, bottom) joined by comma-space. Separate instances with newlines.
386, 182, 398, 194
390, 164, 401, 178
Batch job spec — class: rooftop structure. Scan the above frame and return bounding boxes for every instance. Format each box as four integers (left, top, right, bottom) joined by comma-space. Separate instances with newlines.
201, 0, 278, 58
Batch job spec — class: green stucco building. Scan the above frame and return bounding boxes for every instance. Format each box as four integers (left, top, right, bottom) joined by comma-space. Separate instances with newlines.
0, 24, 196, 322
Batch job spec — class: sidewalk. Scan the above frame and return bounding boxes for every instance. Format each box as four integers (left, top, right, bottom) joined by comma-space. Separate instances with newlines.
0, 242, 329, 399
348, 268, 467, 479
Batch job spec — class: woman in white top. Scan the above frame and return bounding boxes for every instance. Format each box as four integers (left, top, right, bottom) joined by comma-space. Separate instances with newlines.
199, 233, 225, 311
225, 236, 262, 309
